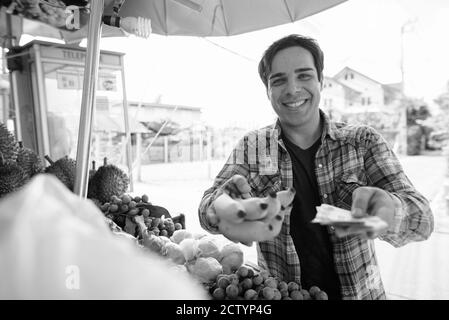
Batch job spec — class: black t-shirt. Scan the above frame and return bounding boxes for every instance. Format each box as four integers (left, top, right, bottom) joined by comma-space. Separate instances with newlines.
282, 133, 342, 300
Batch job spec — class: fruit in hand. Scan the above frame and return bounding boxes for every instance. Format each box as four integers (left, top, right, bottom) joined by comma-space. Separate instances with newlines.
215, 188, 295, 244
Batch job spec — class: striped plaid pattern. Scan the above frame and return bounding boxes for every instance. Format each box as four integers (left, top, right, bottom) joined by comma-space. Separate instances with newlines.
198, 110, 433, 300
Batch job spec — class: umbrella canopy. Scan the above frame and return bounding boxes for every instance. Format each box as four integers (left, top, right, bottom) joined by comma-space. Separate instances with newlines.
2, 0, 348, 43
105, 0, 347, 37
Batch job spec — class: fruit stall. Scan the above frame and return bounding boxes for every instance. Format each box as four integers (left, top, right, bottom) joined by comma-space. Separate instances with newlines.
0, 0, 348, 300
0, 121, 329, 300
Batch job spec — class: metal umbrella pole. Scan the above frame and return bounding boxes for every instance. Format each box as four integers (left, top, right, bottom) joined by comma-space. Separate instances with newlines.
74, 0, 105, 198
5, 13, 22, 141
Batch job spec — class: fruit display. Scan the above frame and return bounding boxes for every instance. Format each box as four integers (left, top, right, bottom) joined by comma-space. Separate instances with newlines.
44, 155, 76, 191
0, 122, 19, 163
0, 153, 29, 198
213, 188, 295, 243
0, 122, 44, 198
87, 157, 130, 203
96, 192, 186, 237
16, 142, 45, 178
136, 228, 247, 287
209, 265, 329, 300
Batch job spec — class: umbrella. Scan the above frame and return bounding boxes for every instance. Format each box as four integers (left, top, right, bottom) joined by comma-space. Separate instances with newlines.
104, 0, 347, 37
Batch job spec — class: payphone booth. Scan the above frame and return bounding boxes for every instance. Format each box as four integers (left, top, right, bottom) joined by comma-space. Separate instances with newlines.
10, 40, 131, 171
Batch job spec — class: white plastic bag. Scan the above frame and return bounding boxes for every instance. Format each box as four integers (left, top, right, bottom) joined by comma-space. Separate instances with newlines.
0, 174, 207, 300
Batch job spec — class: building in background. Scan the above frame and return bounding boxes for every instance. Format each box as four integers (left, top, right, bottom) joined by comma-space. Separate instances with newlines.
321, 66, 402, 147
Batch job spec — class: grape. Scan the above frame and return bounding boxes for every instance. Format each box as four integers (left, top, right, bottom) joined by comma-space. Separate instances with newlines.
236, 266, 249, 279
301, 289, 311, 300
262, 287, 275, 300
217, 276, 230, 289
128, 208, 139, 216
247, 268, 255, 278
121, 204, 129, 212
287, 282, 300, 292
111, 196, 121, 204
309, 286, 321, 298
273, 289, 282, 300
241, 278, 253, 290
280, 289, 289, 298
174, 223, 183, 230
252, 274, 264, 286
109, 204, 119, 212
259, 270, 270, 281
100, 203, 110, 211
228, 274, 239, 286
290, 290, 304, 300
212, 287, 226, 300
282, 296, 292, 300
121, 194, 131, 204
133, 196, 142, 203
278, 281, 288, 292
264, 277, 278, 289
244, 289, 258, 300
226, 284, 239, 299
142, 209, 150, 218
160, 229, 168, 237
315, 291, 328, 300
141, 194, 149, 203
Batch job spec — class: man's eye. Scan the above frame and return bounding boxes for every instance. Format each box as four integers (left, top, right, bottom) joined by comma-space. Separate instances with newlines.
298, 74, 312, 80
271, 79, 284, 86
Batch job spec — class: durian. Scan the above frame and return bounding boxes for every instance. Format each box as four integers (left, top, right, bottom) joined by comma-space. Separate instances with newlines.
88, 157, 129, 203
0, 152, 29, 198
16, 141, 44, 179
0, 122, 19, 163
44, 155, 77, 191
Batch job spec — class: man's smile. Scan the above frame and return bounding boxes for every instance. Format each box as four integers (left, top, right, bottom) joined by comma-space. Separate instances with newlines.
282, 99, 309, 109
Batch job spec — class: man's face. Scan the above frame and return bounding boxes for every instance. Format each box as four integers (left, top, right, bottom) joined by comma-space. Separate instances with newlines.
267, 46, 322, 128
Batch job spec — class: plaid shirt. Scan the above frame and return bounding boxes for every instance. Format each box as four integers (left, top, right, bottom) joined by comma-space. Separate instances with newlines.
198, 110, 434, 300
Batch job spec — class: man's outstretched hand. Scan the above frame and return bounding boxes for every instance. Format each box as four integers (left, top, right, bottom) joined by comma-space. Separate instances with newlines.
334, 186, 395, 239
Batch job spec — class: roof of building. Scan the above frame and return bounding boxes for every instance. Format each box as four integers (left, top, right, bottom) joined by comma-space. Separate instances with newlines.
333, 66, 383, 85
323, 75, 362, 94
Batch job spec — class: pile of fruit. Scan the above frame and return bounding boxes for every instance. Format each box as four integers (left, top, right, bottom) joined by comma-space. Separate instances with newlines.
95, 193, 186, 237
137, 226, 329, 300
209, 266, 328, 300
1, 123, 45, 198
137, 229, 245, 285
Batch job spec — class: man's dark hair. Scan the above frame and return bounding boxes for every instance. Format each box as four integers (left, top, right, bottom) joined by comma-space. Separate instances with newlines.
258, 34, 324, 88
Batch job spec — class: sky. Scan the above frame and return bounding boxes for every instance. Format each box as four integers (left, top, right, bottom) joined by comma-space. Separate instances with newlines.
16, 0, 449, 129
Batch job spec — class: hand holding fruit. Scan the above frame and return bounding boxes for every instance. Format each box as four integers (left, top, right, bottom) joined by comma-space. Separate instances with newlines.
208, 175, 296, 245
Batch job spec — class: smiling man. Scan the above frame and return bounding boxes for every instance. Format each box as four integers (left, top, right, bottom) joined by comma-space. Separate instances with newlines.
198, 34, 434, 300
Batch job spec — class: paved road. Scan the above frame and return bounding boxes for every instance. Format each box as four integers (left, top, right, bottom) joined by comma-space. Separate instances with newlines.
133, 153, 449, 299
